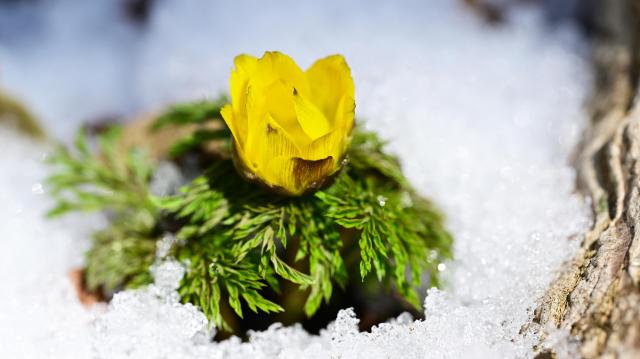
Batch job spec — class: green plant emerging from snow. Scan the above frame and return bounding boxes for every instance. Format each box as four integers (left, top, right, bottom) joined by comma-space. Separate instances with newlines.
47, 99, 453, 331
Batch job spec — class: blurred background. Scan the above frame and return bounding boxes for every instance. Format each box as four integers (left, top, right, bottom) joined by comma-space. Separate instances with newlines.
0, 0, 592, 141
0, 1, 602, 356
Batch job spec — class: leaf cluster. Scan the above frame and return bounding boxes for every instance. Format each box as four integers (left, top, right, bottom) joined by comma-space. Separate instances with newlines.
46, 99, 453, 332
47, 126, 158, 292
157, 162, 351, 329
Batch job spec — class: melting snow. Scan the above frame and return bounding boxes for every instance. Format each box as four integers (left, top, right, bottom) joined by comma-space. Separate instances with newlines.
0, 0, 591, 358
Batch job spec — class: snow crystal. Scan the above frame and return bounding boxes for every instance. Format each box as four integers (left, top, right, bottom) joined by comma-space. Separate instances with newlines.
0, 128, 98, 358
0, 0, 591, 358
149, 161, 184, 197
155, 233, 178, 259
93, 259, 213, 359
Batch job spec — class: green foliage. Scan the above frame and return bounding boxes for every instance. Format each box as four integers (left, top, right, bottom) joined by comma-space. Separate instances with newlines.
152, 95, 228, 130
153, 126, 452, 327
156, 163, 351, 326
151, 95, 231, 158
46, 99, 453, 332
46, 126, 155, 217
85, 220, 157, 292
324, 130, 453, 306
47, 126, 158, 292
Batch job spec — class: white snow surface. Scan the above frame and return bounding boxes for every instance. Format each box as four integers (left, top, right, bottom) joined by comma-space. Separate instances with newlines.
0, 0, 591, 358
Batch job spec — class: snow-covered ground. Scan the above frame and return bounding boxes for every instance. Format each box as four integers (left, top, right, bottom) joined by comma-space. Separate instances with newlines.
0, 1, 591, 358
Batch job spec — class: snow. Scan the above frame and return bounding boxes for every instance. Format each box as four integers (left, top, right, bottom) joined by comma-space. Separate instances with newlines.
0, 0, 591, 358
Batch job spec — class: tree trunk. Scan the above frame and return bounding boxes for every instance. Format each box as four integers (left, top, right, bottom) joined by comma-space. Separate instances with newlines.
533, 1, 640, 357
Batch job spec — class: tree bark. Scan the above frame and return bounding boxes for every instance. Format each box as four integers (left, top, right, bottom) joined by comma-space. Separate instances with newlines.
533, 1, 640, 357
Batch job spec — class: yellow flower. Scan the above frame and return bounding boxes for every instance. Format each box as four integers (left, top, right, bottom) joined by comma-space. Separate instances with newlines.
221, 51, 356, 196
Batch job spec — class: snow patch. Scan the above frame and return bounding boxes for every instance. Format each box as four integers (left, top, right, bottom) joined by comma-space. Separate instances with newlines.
0, 1, 591, 358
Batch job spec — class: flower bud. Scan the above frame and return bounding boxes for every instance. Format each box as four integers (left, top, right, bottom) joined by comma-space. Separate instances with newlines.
221, 51, 355, 196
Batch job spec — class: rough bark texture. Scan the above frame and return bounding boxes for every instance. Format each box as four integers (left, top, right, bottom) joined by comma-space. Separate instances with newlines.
534, 1, 640, 358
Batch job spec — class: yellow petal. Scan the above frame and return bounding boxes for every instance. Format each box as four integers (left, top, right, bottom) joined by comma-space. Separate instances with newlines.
261, 156, 296, 194
297, 95, 354, 161
230, 54, 258, 115
293, 90, 331, 141
263, 156, 335, 195
260, 81, 311, 148
243, 83, 267, 160
226, 54, 257, 149
300, 126, 347, 161
244, 82, 307, 158
244, 109, 301, 175
305, 54, 354, 126
224, 51, 355, 196
254, 51, 309, 96
220, 104, 245, 148
334, 94, 356, 135
262, 114, 301, 158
